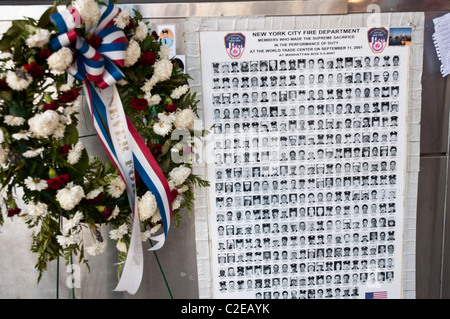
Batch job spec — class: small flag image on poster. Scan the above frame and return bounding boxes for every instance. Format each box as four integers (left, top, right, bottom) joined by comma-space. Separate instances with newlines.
365, 291, 388, 299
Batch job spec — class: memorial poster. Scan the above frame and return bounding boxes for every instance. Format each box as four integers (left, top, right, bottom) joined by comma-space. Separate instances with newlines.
200, 27, 410, 299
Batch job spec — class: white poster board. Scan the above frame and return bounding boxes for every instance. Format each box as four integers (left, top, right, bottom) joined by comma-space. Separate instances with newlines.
199, 26, 410, 299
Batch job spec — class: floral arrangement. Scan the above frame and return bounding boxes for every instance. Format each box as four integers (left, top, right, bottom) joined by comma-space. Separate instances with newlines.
0, 0, 208, 283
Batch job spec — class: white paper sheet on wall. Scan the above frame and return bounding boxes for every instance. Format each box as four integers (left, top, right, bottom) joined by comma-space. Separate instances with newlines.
200, 27, 410, 299
433, 12, 450, 77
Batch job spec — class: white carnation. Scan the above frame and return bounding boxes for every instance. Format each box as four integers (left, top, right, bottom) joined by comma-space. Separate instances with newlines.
59, 83, 72, 92
52, 122, 66, 139
113, 9, 131, 29
133, 21, 148, 42
12, 130, 31, 141
107, 176, 126, 198
86, 241, 106, 256
62, 211, 83, 233
177, 185, 189, 193
107, 205, 120, 221
28, 110, 61, 138
153, 121, 172, 137
25, 28, 51, 48
173, 108, 195, 130
86, 186, 103, 199
116, 240, 127, 253
109, 223, 128, 240
63, 96, 82, 116
67, 140, 84, 164
144, 92, 161, 105
157, 112, 176, 124
24, 176, 48, 191
22, 147, 44, 158
169, 165, 191, 187
6, 70, 32, 91
48, 47, 73, 73
57, 232, 81, 248
170, 84, 189, 99
4, 115, 25, 126
152, 58, 173, 82
0, 129, 4, 144
158, 44, 170, 60
141, 230, 151, 242
150, 223, 161, 234
172, 195, 182, 210
26, 201, 48, 217
124, 40, 141, 67
56, 182, 85, 210
141, 77, 157, 94
72, 0, 101, 30
137, 191, 157, 221
150, 210, 162, 234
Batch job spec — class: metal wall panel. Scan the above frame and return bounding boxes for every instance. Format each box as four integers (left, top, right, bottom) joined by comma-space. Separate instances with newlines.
416, 156, 447, 298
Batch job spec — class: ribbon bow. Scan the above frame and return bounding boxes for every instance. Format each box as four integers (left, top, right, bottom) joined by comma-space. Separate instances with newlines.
50, 0, 127, 89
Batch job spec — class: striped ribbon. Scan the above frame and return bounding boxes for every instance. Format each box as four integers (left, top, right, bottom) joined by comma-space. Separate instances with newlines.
50, 1, 173, 294
50, 0, 127, 89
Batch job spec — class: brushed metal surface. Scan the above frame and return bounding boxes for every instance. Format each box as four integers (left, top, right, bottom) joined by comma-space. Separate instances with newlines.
416, 155, 450, 299
348, 0, 450, 13
420, 12, 449, 155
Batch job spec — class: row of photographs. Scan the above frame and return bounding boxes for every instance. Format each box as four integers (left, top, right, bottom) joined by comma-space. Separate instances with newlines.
214, 188, 398, 204
214, 160, 398, 178
212, 55, 401, 74
214, 163, 398, 177
215, 191, 398, 207
212, 102, 400, 120
236, 287, 383, 299
216, 205, 397, 221
220, 279, 390, 299
214, 131, 399, 148
213, 180, 397, 195
214, 148, 399, 165
211, 87, 400, 105
213, 119, 400, 136
217, 255, 396, 272
218, 248, 396, 266
217, 219, 396, 236
216, 231, 396, 248
212, 72, 400, 90
214, 189, 398, 207
214, 181, 398, 197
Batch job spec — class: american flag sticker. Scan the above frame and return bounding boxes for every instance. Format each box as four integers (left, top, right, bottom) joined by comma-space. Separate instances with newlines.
365, 291, 388, 299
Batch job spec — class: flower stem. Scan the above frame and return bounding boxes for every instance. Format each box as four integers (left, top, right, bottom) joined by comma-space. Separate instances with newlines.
148, 239, 173, 299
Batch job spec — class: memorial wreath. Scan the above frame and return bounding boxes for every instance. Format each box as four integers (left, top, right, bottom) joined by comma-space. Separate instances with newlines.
0, 0, 208, 293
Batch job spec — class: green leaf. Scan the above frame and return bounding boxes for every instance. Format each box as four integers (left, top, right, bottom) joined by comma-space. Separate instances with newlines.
73, 148, 89, 175
0, 90, 12, 101
63, 124, 79, 145
160, 138, 172, 156
37, 6, 58, 28
0, 35, 13, 52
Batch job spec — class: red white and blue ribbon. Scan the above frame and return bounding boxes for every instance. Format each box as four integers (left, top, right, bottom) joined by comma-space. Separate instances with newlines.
50, 1, 127, 89
50, 0, 173, 294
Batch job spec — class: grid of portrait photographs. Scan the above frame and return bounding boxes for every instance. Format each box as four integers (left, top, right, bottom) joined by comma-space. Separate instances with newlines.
208, 54, 404, 299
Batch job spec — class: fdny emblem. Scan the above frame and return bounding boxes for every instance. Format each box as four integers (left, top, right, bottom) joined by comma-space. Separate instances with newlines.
224, 33, 246, 59
367, 27, 388, 53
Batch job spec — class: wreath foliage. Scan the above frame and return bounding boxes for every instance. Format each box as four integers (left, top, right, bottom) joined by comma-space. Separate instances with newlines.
0, 0, 208, 281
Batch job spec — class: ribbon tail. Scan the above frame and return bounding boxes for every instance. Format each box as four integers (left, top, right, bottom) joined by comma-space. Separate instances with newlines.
147, 233, 166, 251
113, 197, 143, 294
84, 82, 144, 294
